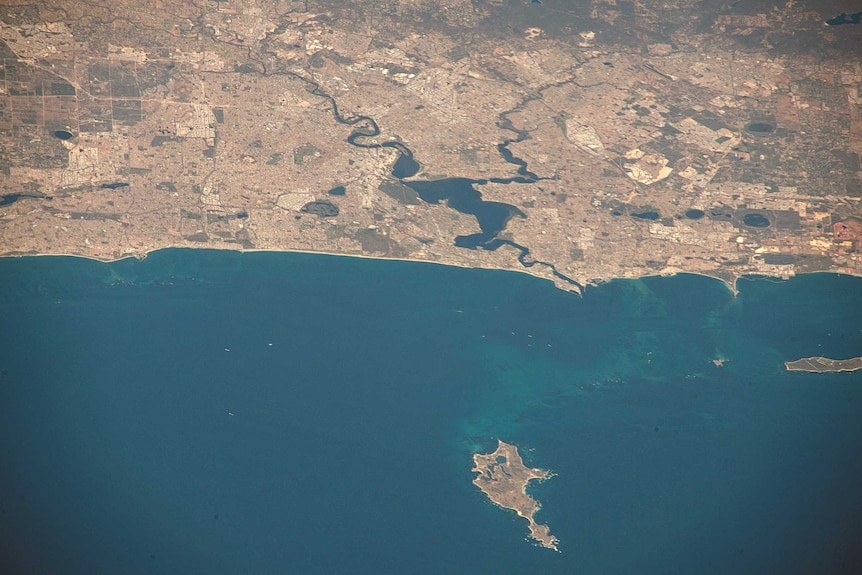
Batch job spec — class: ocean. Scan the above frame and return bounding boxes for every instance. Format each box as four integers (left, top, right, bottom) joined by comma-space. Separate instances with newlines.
1, 249, 860, 574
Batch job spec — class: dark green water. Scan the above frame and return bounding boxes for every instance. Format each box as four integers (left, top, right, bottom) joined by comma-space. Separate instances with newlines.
1, 249, 860, 574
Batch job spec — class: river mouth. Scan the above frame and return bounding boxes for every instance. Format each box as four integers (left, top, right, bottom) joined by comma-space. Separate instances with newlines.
287, 70, 581, 289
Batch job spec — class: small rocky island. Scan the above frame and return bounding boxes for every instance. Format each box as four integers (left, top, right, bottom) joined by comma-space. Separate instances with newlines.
472, 439, 559, 551
785, 356, 862, 373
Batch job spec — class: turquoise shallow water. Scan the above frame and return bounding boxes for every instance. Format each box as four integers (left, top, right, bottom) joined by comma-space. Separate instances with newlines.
1, 249, 861, 574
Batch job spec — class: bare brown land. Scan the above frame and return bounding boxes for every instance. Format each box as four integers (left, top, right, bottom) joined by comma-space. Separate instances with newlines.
1, 1, 862, 293
785, 356, 862, 373
472, 439, 558, 551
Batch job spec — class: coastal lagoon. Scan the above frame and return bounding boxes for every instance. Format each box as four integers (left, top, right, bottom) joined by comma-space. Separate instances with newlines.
1, 249, 861, 574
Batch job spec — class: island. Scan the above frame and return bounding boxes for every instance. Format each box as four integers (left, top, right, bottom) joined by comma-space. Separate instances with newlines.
472, 439, 559, 551
784, 356, 862, 373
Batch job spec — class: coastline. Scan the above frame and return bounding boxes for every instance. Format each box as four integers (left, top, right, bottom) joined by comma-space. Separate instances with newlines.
4, 241, 862, 573
785, 356, 862, 374
1, 245, 860, 298
472, 439, 559, 551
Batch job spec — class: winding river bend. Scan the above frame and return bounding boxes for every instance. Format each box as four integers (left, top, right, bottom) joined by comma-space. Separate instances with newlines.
286, 74, 582, 290
199, 16, 583, 291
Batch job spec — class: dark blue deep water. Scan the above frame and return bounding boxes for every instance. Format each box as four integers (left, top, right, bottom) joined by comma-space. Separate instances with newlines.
1, 249, 861, 575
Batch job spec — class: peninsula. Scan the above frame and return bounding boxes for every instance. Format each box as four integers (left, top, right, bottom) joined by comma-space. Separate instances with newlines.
784, 356, 862, 374
472, 439, 558, 551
